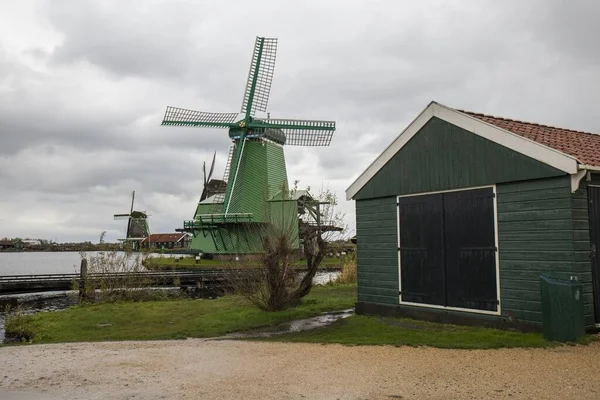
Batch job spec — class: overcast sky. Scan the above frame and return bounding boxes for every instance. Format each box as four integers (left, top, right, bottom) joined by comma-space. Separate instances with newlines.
1, 0, 599, 242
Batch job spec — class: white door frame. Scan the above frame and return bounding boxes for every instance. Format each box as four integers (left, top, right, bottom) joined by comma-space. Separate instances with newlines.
397, 184, 502, 316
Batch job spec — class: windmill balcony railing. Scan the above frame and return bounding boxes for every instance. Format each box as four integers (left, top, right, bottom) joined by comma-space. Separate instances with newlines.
183, 213, 254, 229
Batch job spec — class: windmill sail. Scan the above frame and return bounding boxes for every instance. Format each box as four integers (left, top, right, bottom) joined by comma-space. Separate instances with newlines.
161, 107, 239, 128
240, 37, 278, 116
251, 118, 336, 146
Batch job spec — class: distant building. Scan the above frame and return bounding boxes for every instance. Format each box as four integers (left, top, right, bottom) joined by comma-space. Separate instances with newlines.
140, 233, 190, 250
0, 239, 24, 251
22, 239, 42, 247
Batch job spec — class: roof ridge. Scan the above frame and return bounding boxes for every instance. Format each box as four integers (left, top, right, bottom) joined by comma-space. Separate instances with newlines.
456, 109, 598, 137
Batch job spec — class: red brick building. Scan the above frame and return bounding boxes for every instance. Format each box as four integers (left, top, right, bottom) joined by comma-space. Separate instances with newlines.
140, 233, 190, 249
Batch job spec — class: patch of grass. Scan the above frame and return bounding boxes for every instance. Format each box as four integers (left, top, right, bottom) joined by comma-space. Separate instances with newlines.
261, 315, 595, 349
11, 284, 356, 344
144, 256, 342, 271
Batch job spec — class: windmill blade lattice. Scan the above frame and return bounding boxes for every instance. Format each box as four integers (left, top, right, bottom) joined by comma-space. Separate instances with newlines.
240, 37, 278, 116
162, 107, 239, 128
253, 118, 336, 146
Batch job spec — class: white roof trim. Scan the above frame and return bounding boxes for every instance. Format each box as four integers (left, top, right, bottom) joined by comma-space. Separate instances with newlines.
345, 101, 580, 200
579, 164, 600, 172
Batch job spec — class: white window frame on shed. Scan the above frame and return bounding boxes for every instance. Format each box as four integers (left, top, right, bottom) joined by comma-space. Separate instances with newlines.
396, 184, 501, 316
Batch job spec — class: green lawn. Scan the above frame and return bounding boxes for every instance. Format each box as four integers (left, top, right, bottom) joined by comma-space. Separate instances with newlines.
144, 256, 342, 270
7, 284, 356, 344
7, 281, 594, 349
262, 315, 594, 349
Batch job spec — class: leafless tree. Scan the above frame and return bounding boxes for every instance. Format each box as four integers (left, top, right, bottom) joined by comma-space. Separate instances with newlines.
229, 186, 346, 311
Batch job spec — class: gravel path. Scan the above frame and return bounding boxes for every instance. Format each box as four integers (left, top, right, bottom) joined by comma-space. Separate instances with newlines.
1, 339, 600, 399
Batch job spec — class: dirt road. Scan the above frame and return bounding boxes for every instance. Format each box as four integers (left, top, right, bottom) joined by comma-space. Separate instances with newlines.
1, 339, 600, 399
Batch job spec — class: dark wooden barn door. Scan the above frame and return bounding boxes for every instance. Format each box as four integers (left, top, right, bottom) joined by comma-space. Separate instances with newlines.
398, 194, 445, 306
398, 187, 497, 312
443, 188, 498, 312
588, 186, 600, 323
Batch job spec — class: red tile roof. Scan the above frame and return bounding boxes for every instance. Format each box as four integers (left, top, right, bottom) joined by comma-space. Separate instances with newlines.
141, 233, 187, 243
457, 110, 600, 167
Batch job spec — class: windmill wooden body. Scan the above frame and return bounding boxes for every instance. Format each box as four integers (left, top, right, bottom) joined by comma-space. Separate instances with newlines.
162, 37, 337, 254
113, 190, 150, 250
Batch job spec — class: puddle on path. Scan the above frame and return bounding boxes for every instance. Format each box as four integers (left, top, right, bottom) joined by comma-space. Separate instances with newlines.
216, 308, 354, 340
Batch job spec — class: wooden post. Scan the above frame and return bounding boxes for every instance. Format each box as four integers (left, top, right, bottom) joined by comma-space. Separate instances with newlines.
79, 258, 88, 302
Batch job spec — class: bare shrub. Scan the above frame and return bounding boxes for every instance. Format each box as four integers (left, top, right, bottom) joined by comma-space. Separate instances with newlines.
228, 186, 347, 311
77, 234, 174, 303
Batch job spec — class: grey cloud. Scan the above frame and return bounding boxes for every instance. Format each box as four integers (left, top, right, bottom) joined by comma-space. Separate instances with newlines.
43, 0, 200, 80
528, 0, 600, 63
1, 0, 600, 242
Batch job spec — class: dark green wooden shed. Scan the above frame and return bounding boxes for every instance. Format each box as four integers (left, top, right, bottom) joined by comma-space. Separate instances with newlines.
346, 101, 600, 331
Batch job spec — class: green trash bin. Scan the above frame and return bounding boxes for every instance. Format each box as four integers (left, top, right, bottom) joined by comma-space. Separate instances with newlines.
539, 274, 585, 342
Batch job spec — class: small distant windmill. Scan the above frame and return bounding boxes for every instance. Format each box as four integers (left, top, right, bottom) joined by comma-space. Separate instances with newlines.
113, 190, 150, 250
163, 36, 337, 254
190, 151, 227, 219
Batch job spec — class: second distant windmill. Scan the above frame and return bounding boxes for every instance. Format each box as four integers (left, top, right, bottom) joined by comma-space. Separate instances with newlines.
113, 190, 150, 250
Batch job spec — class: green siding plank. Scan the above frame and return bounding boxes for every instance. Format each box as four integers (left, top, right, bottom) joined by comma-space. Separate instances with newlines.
497, 208, 572, 222
358, 287, 399, 297
357, 264, 398, 272
500, 279, 541, 291
499, 219, 573, 232
357, 270, 398, 278
497, 190, 571, 203
506, 309, 542, 324
358, 273, 399, 283
573, 219, 590, 230
573, 209, 591, 220
499, 240, 574, 251
574, 241, 592, 251
574, 230, 591, 241
575, 251, 592, 262
502, 299, 542, 312
500, 270, 575, 280
501, 289, 542, 302
500, 251, 574, 261
498, 198, 572, 212
498, 230, 573, 242
499, 176, 573, 191
358, 293, 398, 305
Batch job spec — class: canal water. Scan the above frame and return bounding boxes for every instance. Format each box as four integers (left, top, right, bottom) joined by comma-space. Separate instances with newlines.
0, 252, 340, 342
0, 251, 178, 275
0, 251, 89, 275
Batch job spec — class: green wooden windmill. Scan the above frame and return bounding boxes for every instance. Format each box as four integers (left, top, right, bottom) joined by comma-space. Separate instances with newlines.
161, 36, 336, 254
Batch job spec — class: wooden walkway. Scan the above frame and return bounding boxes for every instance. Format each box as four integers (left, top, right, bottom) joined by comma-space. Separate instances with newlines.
0, 270, 233, 295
